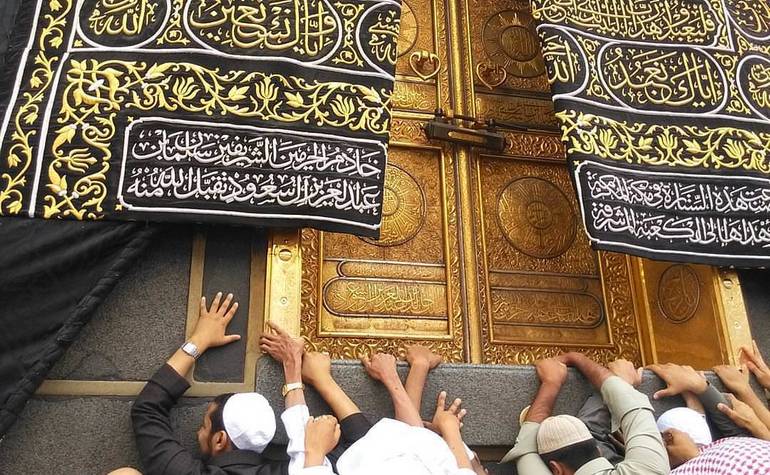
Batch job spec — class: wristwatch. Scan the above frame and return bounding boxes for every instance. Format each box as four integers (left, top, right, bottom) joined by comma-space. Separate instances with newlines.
180, 341, 201, 360
282, 382, 304, 397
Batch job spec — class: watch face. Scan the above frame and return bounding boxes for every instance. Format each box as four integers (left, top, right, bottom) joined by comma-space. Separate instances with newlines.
182, 342, 199, 358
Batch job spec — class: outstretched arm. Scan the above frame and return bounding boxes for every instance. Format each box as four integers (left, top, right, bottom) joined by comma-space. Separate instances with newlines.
718, 394, 770, 440
404, 345, 442, 413
558, 352, 612, 391
168, 292, 241, 377
649, 363, 748, 438
133, 292, 241, 475
432, 391, 472, 470
302, 351, 361, 422
260, 321, 306, 410
363, 353, 423, 427
303, 415, 341, 471
740, 340, 770, 390
714, 364, 770, 434
526, 358, 568, 423
261, 322, 330, 475
506, 359, 567, 475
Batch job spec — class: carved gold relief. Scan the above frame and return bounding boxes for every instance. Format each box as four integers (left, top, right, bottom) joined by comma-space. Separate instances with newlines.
475, 95, 558, 129
476, 63, 507, 90
397, 1, 418, 57
634, 259, 729, 368
497, 177, 576, 259
472, 146, 641, 364
391, 80, 436, 112
480, 158, 596, 275
409, 50, 441, 80
361, 164, 426, 247
491, 290, 602, 327
502, 131, 564, 159
393, 0, 451, 110
482, 9, 545, 79
657, 264, 701, 324
468, 0, 550, 92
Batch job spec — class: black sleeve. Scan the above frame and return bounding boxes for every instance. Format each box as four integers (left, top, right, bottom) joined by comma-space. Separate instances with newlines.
697, 383, 751, 440
131, 364, 209, 475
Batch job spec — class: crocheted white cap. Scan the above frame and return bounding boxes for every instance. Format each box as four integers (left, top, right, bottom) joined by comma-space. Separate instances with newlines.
657, 407, 713, 447
222, 393, 276, 453
536, 415, 594, 455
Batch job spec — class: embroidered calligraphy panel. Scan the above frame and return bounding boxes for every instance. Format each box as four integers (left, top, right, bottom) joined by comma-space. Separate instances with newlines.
531, 0, 770, 266
0, 0, 401, 237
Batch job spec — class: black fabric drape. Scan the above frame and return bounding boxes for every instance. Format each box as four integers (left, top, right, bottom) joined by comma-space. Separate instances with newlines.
0, 0, 159, 438
0, 219, 157, 436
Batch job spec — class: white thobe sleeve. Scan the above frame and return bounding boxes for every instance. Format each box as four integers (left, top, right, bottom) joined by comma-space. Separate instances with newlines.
280, 404, 336, 475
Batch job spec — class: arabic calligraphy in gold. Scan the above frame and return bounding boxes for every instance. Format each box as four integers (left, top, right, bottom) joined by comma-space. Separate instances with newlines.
84, 0, 164, 40
187, 0, 338, 57
41, 59, 391, 218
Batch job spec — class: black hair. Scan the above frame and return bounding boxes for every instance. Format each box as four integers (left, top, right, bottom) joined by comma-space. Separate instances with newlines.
210, 393, 236, 434
540, 439, 601, 472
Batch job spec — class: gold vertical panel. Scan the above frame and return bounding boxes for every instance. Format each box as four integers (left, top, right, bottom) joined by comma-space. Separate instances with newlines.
264, 229, 303, 337
471, 134, 642, 365
633, 259, 729, 369
300, 136, 466, 361
716, 271, 753, 365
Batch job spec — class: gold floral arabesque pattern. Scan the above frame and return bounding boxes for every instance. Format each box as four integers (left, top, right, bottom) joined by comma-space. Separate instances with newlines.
42, 59, 392, 218
557, 109, 770, 173
0, 0, 73, 216
330, 2, 365, 67
156, 0, 190, 45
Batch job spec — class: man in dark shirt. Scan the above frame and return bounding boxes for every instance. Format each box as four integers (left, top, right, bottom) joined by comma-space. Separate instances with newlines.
111, 292, 312, 475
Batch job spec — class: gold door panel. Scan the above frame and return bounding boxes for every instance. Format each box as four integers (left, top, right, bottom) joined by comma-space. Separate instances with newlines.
634, 261, 732, 368
471, 135, 641, 364
300, 130, 466, 361
469, 0, 548, 92
392, 0, 451, 113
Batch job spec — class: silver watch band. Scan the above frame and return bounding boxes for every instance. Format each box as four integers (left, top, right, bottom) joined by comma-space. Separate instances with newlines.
180, 341, 200, 359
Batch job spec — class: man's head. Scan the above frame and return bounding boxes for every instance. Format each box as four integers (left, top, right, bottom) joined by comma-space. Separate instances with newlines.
197, 392, 277, 458
537, 415, 600, 475
657, 407, 712, 448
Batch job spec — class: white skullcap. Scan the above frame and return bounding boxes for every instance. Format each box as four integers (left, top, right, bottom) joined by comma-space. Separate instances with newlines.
657, 407, 712, 447
222, 393, 276, 453
537, 415, 594, 455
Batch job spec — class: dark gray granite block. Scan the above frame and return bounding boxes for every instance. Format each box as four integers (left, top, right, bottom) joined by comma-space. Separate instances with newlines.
48, 226, 192, 381
255, 357, 761, 447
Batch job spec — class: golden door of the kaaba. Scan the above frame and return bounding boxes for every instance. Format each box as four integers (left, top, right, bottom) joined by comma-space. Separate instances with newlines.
263, 0, 754, 369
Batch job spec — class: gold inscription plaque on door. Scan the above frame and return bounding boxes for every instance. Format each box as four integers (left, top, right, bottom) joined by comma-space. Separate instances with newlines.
263, 0, 752, 368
